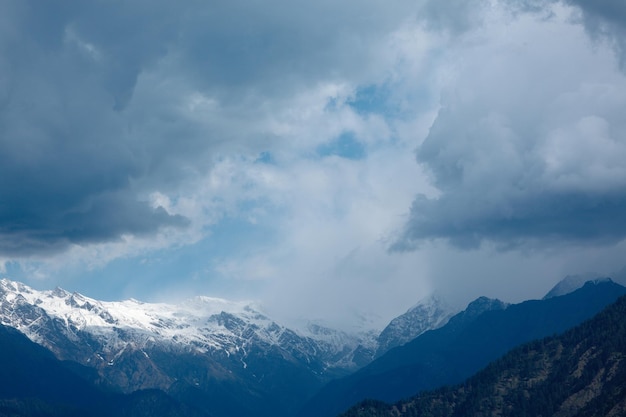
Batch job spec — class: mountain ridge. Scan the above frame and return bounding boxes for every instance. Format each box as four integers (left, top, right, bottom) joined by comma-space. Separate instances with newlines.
6, 276, 613, 417
341, 292, 626, 417
298, 279, 626, 417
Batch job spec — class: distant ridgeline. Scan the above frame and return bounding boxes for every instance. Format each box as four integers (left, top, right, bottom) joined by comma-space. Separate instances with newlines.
340, 291, 626, 417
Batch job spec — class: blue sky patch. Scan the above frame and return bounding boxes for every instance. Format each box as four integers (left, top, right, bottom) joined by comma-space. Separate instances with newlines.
347, 83, 394, 116
316, 132, 366, 160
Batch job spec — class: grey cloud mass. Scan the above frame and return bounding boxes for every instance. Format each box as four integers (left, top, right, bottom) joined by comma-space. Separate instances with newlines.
0, 1, 191, 256
395, 1, 626, 251
570, 0, 626, 68
508, 0, 626, 65
0, 0, 429, 257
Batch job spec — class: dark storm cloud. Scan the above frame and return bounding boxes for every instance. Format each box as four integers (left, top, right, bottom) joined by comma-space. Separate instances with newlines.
568, 0, 626, 68
0, 192, 188, 256
396, 191, 626, 251
167, 0, 426, 99
507, 0, 626, 66
0, 1, 192, 256
0, 0, 426, 258
396, 109, 626, 250
420, 0, 487, 34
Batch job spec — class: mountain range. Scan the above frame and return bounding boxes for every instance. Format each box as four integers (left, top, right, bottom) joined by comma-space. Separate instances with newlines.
0, 277, 623, 417
0, 278, 371, 417
0, 278, 455, 417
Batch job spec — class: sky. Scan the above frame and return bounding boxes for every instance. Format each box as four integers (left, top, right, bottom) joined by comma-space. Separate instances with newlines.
2, 0, 626, 330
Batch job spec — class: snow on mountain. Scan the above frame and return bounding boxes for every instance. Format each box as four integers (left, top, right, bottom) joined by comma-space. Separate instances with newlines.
296, 321, 379, 369
1, 279, 258, 349
0, 278, 464, 387
0, 278, 369, 372
375, 293, 456, 358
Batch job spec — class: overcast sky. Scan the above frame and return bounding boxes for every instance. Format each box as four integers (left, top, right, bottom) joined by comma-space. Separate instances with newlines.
2, 0, 626, 330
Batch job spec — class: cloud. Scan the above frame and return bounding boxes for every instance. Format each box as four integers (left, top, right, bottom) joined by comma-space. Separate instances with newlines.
0, 1, 190, 256
3, 0, 477, 257
395, 2, 626, 250
420, 0, 488, 34
0, 0, 416, 259
565, 0, 626, 67
4, 0, 626, 326
505, 0, 626, 66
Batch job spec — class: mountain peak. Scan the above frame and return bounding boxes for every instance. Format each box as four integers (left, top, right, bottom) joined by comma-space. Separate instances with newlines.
544, 275, 613, 299
465, 296, 507, 313
0, 278, 32, 294
444, 296, 508, 329
375, 293, 456, 358
51, 286, 69, 298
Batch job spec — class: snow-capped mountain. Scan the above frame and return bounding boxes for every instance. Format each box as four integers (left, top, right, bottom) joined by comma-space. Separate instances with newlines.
0, 278, 458, 417
0, 278, 381, 417
375, 293, 456, 358
0, 278, 372, 373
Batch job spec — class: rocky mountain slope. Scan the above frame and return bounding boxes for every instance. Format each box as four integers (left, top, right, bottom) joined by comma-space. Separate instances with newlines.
341, 293, 626, 417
